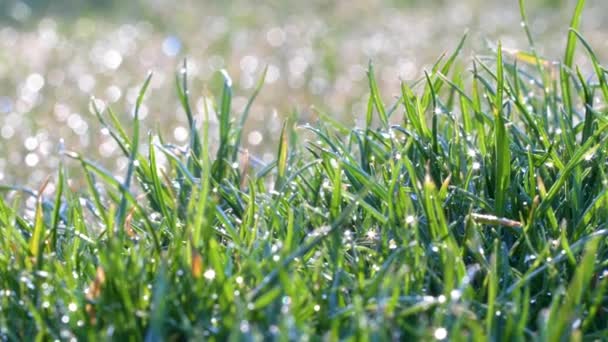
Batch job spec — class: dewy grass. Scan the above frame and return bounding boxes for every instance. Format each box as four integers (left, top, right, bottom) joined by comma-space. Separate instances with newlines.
1, 0, 608, 340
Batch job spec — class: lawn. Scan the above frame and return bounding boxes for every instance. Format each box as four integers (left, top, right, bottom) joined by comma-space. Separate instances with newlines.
1, 0, 607, 340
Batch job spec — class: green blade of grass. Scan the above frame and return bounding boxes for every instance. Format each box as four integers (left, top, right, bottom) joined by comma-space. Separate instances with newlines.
367, 61, 388, 127
233, 66, 268, 162
494, 42, 511, 216
275, 121, 289, 190
115, 72, 152, 235
49, 164, 64, 251
564, 0, 586, 69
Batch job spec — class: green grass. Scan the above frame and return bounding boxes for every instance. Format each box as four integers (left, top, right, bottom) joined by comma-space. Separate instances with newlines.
1, 1, 608, 340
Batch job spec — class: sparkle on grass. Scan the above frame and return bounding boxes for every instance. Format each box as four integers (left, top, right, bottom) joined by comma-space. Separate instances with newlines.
203, 269, 216, 280
434, 327, 447, 340
388, 239, 397, 249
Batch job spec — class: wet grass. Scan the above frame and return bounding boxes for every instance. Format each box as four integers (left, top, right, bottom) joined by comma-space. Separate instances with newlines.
1, 0, 608, 340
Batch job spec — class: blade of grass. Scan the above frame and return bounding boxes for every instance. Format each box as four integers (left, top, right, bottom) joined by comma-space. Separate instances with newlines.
494, 42, 511, 216
115, 72, 152, 235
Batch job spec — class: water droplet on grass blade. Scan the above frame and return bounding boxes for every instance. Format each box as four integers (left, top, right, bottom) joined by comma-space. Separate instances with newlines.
434, 327, 447, 340
203, 269, 216, 280
173, 126, 188, 142
389, 239, 397, 249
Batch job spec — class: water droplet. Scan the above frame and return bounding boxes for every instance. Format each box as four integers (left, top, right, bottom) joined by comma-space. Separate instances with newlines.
26, 73, 45, 92
266, 27, 286, 47
173, 126, 188, 142
162, 36, 181, 57
105, 85, 122, 103
103, 50, 122, 70
434, 327, 448, 340
261, 64, 280, 84
247, 131, 263, 146
389, 239, 397, 250
24, 136, 38, 151
25, 153, 39, 167
240, 320, 250, 333
203, 269, 216, 280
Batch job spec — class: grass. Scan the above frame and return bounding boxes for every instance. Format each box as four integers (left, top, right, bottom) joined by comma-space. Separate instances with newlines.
1, 0, 608, 340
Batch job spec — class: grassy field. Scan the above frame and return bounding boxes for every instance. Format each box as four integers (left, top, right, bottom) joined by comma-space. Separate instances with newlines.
1, 0, 608, 340
1, 0, 608, 186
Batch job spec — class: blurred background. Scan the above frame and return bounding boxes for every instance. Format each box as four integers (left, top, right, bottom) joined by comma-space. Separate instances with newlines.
1, 0, 607, 186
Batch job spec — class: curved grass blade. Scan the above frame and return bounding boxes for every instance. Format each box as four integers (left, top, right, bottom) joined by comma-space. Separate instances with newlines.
367, 61, 388, 127
115, 72, 152, 235
564, 0, 586, 69
275, 121, 289, 190
64, 151, 162, 254
233, 66, 268, 161
494, 42, 511, 216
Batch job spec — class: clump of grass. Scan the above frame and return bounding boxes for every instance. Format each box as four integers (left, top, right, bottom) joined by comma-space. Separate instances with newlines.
1, 0, 608, 339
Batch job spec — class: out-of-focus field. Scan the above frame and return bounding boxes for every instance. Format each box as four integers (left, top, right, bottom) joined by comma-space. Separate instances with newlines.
0, 0, 607, 185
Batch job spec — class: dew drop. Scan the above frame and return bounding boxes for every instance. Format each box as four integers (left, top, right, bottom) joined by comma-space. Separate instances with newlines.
203, 269, 216, 280
434, 327, 447, 340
